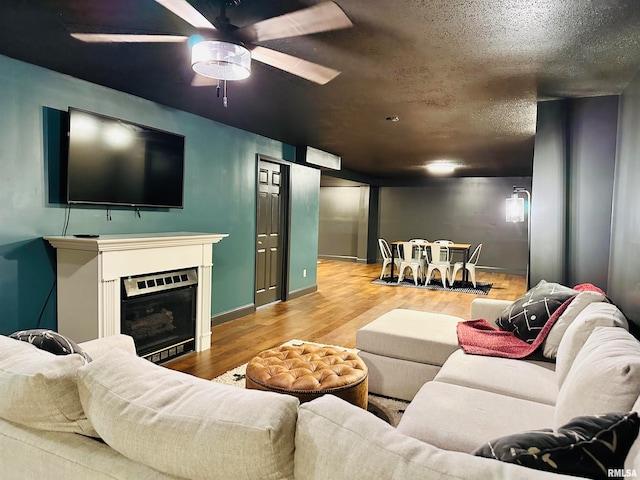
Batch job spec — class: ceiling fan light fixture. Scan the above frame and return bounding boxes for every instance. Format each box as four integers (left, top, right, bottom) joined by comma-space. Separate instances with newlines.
191, 40, 251, 81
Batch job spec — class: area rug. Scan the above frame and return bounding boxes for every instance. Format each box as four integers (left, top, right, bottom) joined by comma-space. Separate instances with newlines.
372, 277, 492, 295
211, 339, 408, 427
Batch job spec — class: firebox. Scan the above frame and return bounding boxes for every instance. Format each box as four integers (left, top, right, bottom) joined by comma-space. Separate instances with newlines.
121, 268, 197, 363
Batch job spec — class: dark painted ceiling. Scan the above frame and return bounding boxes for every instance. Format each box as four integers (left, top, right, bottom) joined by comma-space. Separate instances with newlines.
0, 1, 639, 180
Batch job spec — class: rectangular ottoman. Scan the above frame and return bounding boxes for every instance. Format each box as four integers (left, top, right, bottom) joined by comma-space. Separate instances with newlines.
356, 309, 463, 401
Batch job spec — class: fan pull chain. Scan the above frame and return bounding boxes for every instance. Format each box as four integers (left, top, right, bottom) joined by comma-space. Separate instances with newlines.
214, 79, 229, 108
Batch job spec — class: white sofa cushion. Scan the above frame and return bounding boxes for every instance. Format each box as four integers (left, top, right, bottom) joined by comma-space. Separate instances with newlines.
555, 327, 640, 428
0, 335, 96, 437
356, 309, 461, 366
295, 395, 574, 480
555, 302, 628, 387
542, 290, 607, 359
77, 348, 298, 480
470, 298, 514, 327
0, 417, 179, 480
358, 350, 440, 402
78, 334, 136, 359
434, 349, 557, 405
397, 381, 555, 453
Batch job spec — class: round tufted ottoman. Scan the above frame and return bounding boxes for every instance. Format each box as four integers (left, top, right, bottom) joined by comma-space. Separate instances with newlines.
245, 344, 368, 408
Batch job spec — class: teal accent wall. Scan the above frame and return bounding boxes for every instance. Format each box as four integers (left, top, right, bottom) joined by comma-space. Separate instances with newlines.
288, 164, 320, 293
0, 54, 320, 335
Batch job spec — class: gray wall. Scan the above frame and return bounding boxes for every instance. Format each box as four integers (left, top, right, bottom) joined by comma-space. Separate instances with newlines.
608, 70, 640, 328
379, 177, 532, 274
567, 97, 617, 288
530, 101, 568, 284
319, 186, 362, 260
530, 96, 618, 291
318, 185, 372, 263
320, 177, 531, 273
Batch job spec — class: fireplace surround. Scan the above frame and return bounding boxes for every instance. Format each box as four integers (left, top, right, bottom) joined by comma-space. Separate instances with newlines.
45, 232, 227, 356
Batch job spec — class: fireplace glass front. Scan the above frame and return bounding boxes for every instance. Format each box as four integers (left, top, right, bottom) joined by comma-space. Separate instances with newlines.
121, 268, 197, 363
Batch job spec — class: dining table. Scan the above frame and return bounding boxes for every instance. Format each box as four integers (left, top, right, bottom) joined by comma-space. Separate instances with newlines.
389, 241, 472, 286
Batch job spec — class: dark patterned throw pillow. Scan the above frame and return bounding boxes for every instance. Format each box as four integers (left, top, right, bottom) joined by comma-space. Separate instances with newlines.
472, 412, 640, 480
9, 329, 92, 362
496, 280, 577, 343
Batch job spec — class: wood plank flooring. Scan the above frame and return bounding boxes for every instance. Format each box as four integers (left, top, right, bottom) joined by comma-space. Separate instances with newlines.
165, 259, 526, 380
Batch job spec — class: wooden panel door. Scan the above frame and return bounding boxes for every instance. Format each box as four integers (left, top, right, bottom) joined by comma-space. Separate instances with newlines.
255, 160, 283, 306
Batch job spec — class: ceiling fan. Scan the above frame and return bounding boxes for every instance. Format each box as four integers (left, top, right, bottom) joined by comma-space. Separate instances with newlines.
69, 0, 353, 106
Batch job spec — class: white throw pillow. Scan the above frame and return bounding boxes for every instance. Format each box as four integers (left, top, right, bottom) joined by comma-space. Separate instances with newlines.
555, 302, 628, 387
555, 327, 640, 429
0, 335, 96, 436
542, 291, 607, 359
77, 348, 299, 480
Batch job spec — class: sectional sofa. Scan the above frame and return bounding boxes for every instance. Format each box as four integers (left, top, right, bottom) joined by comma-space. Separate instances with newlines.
1, 289, 639, 479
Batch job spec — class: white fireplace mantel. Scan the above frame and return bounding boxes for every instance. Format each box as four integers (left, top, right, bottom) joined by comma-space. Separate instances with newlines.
45, 232, 228, 352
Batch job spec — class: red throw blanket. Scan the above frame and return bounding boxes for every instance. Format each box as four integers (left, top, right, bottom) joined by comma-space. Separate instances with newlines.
456, 283, 605, 358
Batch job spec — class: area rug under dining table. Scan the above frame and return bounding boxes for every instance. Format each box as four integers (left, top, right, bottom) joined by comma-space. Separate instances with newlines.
372, 277, 492, 295
211, 339, 408, 427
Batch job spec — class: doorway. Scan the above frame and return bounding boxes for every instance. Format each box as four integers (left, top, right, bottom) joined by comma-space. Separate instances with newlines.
255, 158, 289, 307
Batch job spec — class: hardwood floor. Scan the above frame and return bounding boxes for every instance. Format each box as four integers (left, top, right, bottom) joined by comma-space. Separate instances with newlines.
165, 259, 526, 380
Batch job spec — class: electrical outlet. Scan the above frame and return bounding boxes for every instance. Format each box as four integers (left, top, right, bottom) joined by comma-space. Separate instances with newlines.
303, 269, 307, 278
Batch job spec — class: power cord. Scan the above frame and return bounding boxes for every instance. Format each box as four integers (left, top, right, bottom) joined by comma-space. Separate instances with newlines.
62, 204, 71, 236
35, 280, 56, 329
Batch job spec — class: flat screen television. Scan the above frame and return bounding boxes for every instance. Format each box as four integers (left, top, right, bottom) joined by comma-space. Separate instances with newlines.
66, 108, 185, 208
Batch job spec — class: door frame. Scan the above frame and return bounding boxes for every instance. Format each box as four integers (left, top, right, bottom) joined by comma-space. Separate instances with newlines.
255, 154, 291, 305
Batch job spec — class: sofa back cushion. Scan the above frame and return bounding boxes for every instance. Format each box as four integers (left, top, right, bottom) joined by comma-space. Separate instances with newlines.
77, 348, 298, 480
555, 302, 628, 387
295, 395, 573, 480
0, 335, 96, 436
78, 334, 136, 359
555, 327, 640, 428
542, 291, 607, 359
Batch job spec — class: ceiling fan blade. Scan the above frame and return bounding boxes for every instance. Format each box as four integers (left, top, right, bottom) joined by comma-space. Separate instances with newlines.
70, 33, 188, 43
251, 46, 341, 85
154, 0, 215, 30
239, 2, 352, 43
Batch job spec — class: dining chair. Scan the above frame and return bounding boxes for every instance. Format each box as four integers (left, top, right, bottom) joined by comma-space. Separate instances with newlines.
410, 239, 429, 263
397, 242, 425, 285
434, 240, 454, 244
378, 238, 400, 279
425, 243, 451, 288
451, 243, 482, 288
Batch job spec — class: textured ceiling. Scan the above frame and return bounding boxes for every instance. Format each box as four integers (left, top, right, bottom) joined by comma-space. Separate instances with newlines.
0, 0, 639, 180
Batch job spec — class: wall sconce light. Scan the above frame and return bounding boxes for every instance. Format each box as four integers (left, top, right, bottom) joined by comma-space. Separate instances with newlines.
506, 195, 524, 222
506, 186, 532, 287
506, 186, 530, 222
